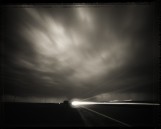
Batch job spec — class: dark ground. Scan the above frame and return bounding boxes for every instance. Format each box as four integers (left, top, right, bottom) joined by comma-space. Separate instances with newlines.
1, 102, 160, 127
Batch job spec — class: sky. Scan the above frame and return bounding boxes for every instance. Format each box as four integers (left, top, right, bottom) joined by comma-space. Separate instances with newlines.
1, 4, 159, 103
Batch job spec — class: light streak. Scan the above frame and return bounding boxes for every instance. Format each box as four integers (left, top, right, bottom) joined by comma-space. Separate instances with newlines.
71, 101, 160, 106
81, 106, 131, 127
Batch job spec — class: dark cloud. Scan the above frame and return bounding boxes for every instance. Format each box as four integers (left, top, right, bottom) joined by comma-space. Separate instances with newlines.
1, 4, 158, 103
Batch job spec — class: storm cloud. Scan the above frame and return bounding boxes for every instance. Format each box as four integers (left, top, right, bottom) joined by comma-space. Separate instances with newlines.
1, 4, 159, 102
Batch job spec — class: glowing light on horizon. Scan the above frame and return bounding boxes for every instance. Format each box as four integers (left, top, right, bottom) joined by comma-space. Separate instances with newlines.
71, 101, 160, 107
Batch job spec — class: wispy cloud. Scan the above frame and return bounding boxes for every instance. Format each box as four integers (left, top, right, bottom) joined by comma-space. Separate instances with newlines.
3, 4, 156, 102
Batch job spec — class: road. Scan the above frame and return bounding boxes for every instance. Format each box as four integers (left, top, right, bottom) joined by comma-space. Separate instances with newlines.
1, 102, 160, 127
